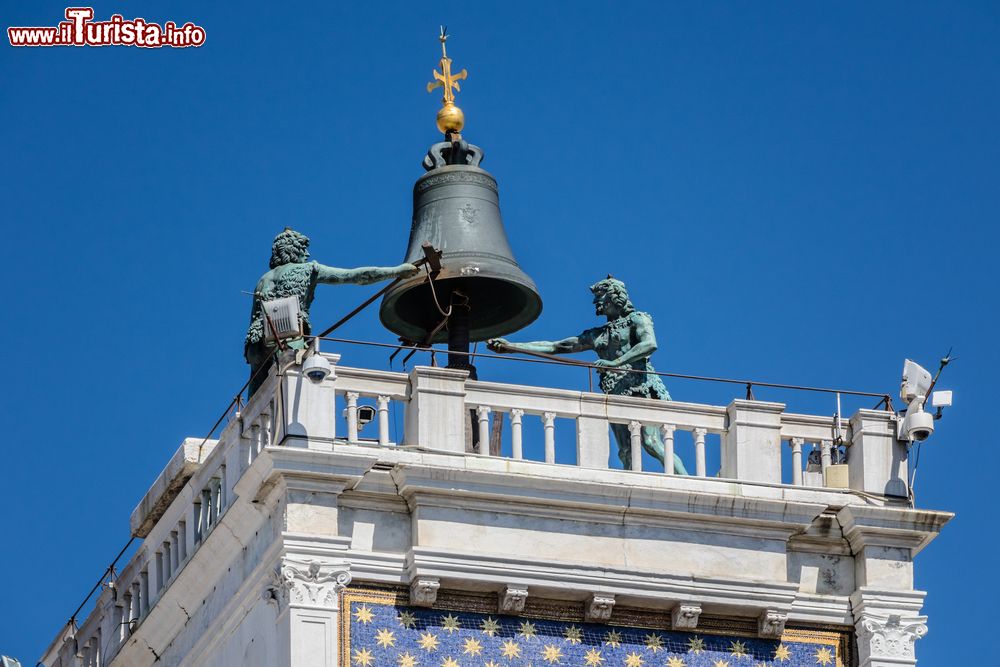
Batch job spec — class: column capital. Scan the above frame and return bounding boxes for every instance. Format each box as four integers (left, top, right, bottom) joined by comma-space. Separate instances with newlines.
856, 613, 927, 665
265, 557, 351, 613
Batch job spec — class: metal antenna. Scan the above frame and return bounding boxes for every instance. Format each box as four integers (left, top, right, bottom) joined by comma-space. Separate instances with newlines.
921, 347, 957, 408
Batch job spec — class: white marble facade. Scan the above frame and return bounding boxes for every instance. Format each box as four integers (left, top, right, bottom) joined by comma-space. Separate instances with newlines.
39, 355, 951, 667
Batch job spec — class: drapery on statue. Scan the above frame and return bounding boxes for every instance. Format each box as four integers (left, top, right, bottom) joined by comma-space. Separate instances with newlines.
487, 276, 688, 473
245, 228, 418, 394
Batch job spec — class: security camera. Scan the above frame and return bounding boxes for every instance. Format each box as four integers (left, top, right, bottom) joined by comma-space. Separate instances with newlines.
902, 404, 934, 442
898, 359, 934, 442
302, 354, 332, 383
357, 405, 377, 426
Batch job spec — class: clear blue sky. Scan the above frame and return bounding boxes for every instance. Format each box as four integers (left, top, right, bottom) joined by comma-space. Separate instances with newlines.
2, 1, 996, 663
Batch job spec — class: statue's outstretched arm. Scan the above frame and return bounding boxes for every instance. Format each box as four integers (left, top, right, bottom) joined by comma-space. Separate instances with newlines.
314, 262, 418, 286
487, 335, 593, 355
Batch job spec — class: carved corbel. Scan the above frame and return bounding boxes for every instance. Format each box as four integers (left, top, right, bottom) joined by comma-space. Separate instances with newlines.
264, 558, 351, 612
857, 613, 927, 663
409, 577, 441, 607
671, 603, 702, 630
498, 585, 528, 614
758, 609, 788, 638
585, 594, 616, 622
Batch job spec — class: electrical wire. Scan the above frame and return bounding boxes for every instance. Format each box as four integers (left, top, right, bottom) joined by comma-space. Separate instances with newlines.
425, 264, 453, 318
315, 335, 890, 401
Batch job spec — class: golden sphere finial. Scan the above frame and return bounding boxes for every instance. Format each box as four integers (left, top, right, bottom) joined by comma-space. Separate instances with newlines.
426, 27, 468, 136
436, 103, 465, 134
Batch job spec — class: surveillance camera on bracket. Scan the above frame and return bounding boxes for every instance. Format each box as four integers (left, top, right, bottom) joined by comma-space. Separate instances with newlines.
898, 359, 954, 442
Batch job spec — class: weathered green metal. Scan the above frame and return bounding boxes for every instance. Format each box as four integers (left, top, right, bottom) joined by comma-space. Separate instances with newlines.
245, 228, 417, 394
488, 277, 688, 474
378, 139, 542, 344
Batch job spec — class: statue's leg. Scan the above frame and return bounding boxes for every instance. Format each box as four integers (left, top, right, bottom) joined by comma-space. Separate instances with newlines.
640, 426, 689, 475
245, 343, 273, 397
610, 423, 631, 469
641, 425, 665, 465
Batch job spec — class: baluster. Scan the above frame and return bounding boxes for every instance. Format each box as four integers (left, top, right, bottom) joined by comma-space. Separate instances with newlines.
820, 439, 833, 470
219, 466, 227, 510
170, 531, 180, 572
130, 582, 140, 625
115, 603, 127, 642
476, 406, 491, 456
346, 392, 360, 442
790, 437, 804, 486
628, 421, 643, 472
543, 412, 556, 463
178, 520, 188, 560
660, 424, 676, 475
510, 409, 524, 460
140, 570, 150, 614
162, 542, 171, 581
693, 428, 707, 477
377, 395, 391, 446
155, 551, 164, 593
261, 410, 272, 448
249, 423, 261, 463
192, 501, 202, 544
202, 488, 213, 528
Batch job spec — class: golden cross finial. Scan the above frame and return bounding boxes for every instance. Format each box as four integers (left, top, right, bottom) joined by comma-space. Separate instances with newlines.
426, 26, 468, 135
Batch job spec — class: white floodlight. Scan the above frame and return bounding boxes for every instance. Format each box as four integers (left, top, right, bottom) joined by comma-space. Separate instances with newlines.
262, 296, 303, 343
900, 359, 932, 403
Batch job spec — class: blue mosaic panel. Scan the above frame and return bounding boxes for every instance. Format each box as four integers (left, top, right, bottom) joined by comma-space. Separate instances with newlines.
343, 594, 842, 667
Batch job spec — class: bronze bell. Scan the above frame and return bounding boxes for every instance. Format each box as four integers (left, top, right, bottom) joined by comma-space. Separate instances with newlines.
379, 139, 542, 345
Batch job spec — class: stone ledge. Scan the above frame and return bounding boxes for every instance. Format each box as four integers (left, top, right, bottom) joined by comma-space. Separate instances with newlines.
130, 437, 218, 538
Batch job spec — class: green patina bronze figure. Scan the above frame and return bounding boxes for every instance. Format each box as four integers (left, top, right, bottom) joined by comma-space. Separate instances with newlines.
245, 228, 418, 393
488, 277, 688, 473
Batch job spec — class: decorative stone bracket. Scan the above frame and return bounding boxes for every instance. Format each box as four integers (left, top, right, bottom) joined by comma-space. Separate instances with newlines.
265, 557, 351, 612
410, 577, 441, 607
499, 585, 529, 614
671, 603, 702, 630
758, 609, 788, 638
857, 613, 927, 665
585, 594, 616, 622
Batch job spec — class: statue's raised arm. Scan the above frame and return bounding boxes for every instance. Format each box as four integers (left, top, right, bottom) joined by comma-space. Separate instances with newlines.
244, 228, 418, 394
491, 276, 687, 474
